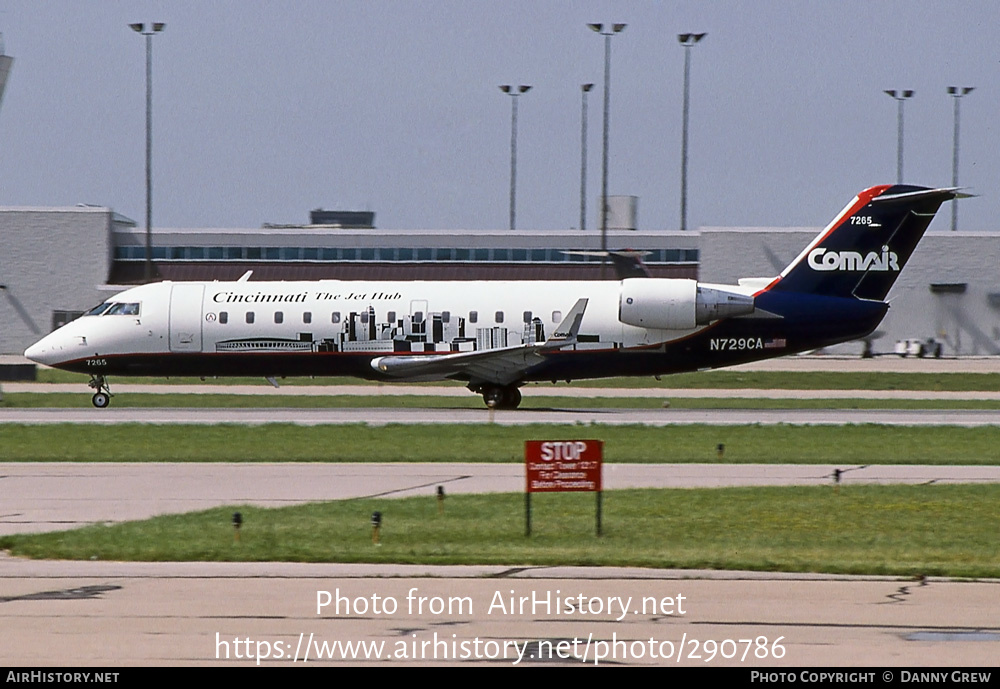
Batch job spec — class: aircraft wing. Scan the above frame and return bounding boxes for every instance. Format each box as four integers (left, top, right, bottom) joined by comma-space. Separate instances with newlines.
370, 298, 588, 386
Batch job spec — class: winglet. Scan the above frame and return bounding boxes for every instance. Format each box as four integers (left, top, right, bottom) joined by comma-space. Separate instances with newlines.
547, 298, 588, 345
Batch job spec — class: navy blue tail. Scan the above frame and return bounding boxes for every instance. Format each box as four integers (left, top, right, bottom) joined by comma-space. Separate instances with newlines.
770, 185, 958, 301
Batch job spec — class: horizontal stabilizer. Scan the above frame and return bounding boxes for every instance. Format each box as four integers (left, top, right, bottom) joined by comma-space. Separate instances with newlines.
562, 250, 652, 279
870, 186, 967, 204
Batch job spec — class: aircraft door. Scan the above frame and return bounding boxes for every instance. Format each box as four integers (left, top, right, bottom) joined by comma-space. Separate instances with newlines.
169, 283, 205, 352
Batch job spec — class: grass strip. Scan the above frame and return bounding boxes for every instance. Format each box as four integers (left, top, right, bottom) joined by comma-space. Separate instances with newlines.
3, 485, 997, 578
2, 423, 999, 464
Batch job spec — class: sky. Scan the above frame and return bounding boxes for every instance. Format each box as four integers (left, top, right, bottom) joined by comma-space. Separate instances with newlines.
0, 1, 997, 233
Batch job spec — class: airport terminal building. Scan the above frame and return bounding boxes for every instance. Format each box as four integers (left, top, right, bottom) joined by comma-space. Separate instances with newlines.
3, 204, 999, 358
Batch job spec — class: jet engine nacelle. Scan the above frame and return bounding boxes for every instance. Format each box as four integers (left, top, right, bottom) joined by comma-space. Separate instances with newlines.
619, 278, 755, 330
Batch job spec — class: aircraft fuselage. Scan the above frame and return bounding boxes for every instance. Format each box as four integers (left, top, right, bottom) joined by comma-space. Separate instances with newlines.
25, 278, 882, 381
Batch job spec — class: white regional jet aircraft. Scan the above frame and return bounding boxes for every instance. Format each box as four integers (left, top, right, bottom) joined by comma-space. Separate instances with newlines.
25, 185, 959, 409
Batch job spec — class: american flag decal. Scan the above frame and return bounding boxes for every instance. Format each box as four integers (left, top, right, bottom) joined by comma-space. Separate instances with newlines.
764, 338, 786, 349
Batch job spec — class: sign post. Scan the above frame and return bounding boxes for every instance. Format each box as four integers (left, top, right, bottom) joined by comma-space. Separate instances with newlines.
524, 440, 604, 536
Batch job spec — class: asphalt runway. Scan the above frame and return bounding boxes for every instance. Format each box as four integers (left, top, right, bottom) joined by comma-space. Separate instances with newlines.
2, 406, 1000, 426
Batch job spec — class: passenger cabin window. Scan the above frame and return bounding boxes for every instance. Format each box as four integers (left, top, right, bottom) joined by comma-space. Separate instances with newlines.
219, 312, 228, 324
246, 312, 255, 324
387, 311, 396, 323
303, 312, 312, 324
495, 311, 504, 324
274, 311, 284, 324
332, 312, 341, 324
469, 311, 478, 324
523, 311, 532, 323
441, 311, 451, 323
552, 311, 561, 323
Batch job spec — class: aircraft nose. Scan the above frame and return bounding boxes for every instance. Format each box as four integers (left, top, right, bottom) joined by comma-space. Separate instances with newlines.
24, 335, 63, 366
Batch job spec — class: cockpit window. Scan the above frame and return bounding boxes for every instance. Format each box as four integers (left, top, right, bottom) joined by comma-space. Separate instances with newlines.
85, 303, 113, 316
106, 302, 141, 316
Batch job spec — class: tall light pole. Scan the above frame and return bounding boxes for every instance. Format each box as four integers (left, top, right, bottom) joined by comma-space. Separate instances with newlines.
948, 86, 974, 231
499, 85, 531, 231
130, 22, 165, 283
0, 33, 13, 113
883, 90, 914, 184
678, 32, 706, 232
579, 83, 594, 231
588, 23, 626, 266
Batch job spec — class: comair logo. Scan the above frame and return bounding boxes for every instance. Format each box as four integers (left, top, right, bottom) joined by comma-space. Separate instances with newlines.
808, 246, 899, 272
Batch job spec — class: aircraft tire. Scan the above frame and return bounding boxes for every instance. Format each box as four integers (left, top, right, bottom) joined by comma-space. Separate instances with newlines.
92, 392, 110, 408
483, 387, 505, 409
482, 386, 521, 410
502, 387, 522, 409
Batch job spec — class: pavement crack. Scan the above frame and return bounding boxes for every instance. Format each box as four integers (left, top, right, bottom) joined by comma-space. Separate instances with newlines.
489, 567, 537, 578
0, 584, 122, 603
883, 575, 928, 604
362, 475, 473, 499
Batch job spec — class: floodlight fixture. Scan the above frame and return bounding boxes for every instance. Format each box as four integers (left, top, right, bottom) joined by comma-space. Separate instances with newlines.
678, 32, 706, 46
130, 22, 165, 35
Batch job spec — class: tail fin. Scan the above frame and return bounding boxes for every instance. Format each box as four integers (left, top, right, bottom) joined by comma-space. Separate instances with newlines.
769, 185, 960, 300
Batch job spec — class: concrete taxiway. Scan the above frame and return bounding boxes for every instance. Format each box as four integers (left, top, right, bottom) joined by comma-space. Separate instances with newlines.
2, 461, 999, 666
5, 462, 1000, 536
3, 557, 998, 667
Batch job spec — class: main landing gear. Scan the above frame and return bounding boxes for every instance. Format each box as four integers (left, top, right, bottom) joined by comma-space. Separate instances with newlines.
471, 384, 522, 410
88, 375, 112, 408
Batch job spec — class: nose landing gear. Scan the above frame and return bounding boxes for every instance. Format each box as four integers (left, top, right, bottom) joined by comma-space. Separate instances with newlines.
88, 375, 112, 408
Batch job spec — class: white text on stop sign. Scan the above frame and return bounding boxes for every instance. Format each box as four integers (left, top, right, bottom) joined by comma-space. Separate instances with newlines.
540, 441, 588, 461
